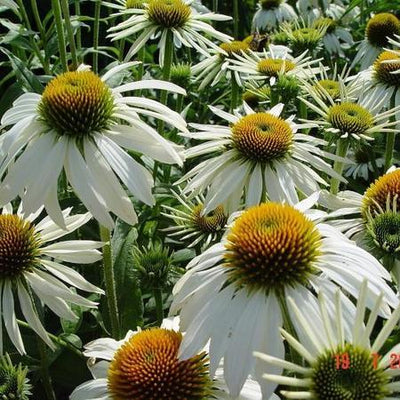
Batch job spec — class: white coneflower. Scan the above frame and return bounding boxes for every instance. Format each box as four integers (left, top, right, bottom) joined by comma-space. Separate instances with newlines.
252, 0, 297, 32
323, 167, 400, 264
229, 45, 321, 86
70, 318, 269, 400
300, 77, 400, 143
178, 103, 345, 214
0, 63, 186, 228
161, 190, 228, 249
192, 40, 251, 90
0, 204, 103, 354
107, 0, 232, 66
171, 198, 398, 398
355, 35, 400, 118
352, 13, 400, 70
344, 146, 384, 180
313, 16, 354, 56
256, 281, 400, 400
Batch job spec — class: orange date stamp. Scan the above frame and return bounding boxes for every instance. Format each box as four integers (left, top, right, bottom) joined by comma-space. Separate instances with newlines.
333, 352, 400, 370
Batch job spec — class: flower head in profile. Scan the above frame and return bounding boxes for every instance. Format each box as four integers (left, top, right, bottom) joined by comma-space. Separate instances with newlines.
0, 63, 186, 228
0, 204, 103, 354
162, 190, 228, 249
355, 34, 400, 118
70, 318, 266, 400
256, 281, 400, 399
323, 167, 400, 269
344, 146, 384, 181
252, 0, 297, 32
229, 44, 321, 86
352, 13, 400, 70
192, 40, 250, 90
171, 197, 398, 399
178, 103, 345, 214
312, 16, 354, 56
107, 0, 232, 66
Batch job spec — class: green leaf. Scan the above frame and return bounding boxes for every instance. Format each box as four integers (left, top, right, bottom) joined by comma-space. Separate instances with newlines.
1, 49, 43, 93
112, 220, 144, 334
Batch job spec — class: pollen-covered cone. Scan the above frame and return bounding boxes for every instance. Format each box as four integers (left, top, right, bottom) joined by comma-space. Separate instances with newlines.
69, 317, 269, 400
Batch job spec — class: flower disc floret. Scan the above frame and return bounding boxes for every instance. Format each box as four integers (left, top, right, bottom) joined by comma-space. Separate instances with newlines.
366, 13, 400, 48
147, 0, 191, 28
231, 113, 293, 162
311, 344, 389, 400
257, 58, 295, 77
313, 17, 336, 34
362, 169, 400, 217
367, 211, 400, 254
327, 102, 374, 136
224, 203, 321, 292
315, 79, 341, 99
107, 328, 211, 399
257, 58, 296, 77
126, 0, 146, 8
373, 50, 400, 87
39, 71, 114, 137
0, 215, 40, 278
219, 41, 249, 57
191, 204, 227, 233
260, 0, 282, 9
291, 28, 323, 46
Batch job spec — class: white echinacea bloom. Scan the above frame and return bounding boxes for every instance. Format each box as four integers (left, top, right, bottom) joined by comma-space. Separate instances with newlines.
256, 281, 400, 400
178, 102, 346, 214
229, 45, 321, 86
352, 12, 400, 70
70, 317, 273, 400
0, 204, 103, 355
355, 34, 400, 118
0, 63, 186, 229
252, 0, 297, 32
107, 0, 232, 66
192, 40, 251, 90
170, 196, 398, 399
322, 166, 400, 279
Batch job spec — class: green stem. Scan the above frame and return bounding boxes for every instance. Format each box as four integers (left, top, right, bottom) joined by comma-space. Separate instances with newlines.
384, 96, 397, 171
299, 100, 308, 120
330, 138, 349, 195
17, 0, 50, 73
93, 0, 102, 74
75, 0, 82, 61
18, 319, 83, 358
51, 0, 68, 71
261, 169, 267, 203
60, 0, 78, 70
213, 0, 218, 12
153, 287, 164, 326
157, 29, 174, 134
233, 0, 239, 38
37, 338, 56, 400
30, 0, 47, 59
230, 78, 240, 112
99, 225, 121, 340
